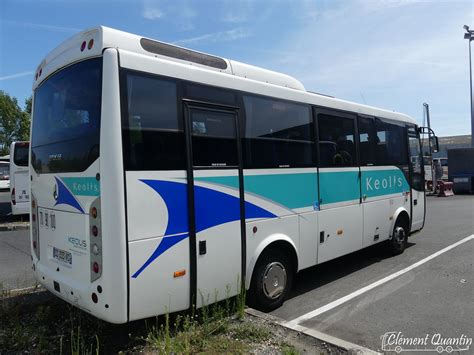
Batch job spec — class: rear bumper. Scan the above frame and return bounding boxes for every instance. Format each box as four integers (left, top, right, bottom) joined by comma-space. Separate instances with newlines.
34, 260, 127, 323
11, 202, 29, 215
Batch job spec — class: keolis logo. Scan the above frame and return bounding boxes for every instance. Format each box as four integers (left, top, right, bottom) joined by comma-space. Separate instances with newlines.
68, 236, 87, 249
366, 175, 403, 191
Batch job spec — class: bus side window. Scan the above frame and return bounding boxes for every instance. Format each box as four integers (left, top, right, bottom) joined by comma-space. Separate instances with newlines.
358, 116, 376, 166
318, 113, 356, 168
121, 73, 185, 171
243, 96, 314, 168
375, 118, 408, 167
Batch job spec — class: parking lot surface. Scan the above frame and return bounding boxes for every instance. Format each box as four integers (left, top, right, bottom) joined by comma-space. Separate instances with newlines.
271, 195, 474, 352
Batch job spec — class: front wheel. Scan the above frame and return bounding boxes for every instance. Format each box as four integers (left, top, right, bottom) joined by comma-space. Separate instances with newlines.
248, 250, 293, 312
387, 218, 408, 255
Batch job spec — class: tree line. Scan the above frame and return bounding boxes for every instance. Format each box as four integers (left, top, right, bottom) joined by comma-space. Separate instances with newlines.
0, 91, 32, 156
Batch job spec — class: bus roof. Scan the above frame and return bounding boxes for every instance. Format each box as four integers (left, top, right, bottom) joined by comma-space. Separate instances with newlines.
33, 26, 417, 126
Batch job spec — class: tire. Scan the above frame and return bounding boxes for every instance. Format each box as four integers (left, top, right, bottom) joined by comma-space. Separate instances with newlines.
387, 217, 408, 255
248, 249, 293, 312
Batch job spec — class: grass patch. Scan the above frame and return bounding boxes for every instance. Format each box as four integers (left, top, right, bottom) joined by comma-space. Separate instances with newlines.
0, 287, 299, 354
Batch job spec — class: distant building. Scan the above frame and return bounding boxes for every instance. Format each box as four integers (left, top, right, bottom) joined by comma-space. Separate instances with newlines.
422, 135, 471, 158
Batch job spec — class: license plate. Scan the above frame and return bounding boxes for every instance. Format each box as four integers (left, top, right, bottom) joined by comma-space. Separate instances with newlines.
53, 247, 72, 265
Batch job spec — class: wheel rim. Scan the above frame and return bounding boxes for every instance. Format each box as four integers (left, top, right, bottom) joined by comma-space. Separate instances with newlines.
262, 262, 287, 299
393, 226, 406, 247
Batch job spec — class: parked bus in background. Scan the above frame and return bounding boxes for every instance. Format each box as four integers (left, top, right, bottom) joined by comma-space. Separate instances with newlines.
30, 27, 434, 324
10, 141, 30, 215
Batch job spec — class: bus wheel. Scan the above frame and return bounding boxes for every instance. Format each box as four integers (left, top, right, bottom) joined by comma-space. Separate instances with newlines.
248, 250, 293, 312
388, 219, 407, 255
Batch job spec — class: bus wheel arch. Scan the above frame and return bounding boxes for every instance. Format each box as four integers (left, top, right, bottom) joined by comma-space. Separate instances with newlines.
388, 209, 410, 255
246, 237, 298, 312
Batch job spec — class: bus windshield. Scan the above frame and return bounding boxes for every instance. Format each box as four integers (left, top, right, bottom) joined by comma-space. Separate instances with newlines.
31, 58, 102, 173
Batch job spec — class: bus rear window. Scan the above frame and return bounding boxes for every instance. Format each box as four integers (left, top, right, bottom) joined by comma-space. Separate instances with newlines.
13, 143, 29, 167
31, 58, 102, 173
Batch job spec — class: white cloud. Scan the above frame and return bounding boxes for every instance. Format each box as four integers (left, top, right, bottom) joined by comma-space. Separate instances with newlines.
142, 0, 164, 20
174, 28, 251, 46
1, 20, 80, 33
0, 71, 34, 81
142, 7, 163, 20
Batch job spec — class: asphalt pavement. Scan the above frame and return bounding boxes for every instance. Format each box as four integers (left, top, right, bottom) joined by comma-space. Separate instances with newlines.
0, 229, 34, 290
0, 189, 12, 216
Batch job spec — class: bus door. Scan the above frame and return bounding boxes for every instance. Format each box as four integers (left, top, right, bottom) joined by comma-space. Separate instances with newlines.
408, 127, 425, 231
184, 102, 245, 308
316, 109, 363, 263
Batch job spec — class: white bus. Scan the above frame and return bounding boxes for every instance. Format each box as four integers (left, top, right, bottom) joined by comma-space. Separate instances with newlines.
30, 27, 431, 324
10, 141, 30, 215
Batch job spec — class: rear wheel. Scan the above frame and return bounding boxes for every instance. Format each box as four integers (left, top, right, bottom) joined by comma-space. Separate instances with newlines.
248, 249, 293, 312
387, 217, 408, 255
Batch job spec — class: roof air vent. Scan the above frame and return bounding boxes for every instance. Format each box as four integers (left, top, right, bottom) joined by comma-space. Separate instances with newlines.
140, 38, 228, 70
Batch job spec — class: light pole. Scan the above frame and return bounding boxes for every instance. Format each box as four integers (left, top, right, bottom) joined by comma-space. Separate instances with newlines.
463, 25, 474, 147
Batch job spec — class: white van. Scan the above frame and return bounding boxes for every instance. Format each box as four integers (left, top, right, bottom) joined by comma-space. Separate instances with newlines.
10, 141, 30, 215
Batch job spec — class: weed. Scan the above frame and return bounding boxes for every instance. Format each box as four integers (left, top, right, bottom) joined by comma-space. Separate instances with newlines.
231, 322, 271, 343
282, 345, 300, 355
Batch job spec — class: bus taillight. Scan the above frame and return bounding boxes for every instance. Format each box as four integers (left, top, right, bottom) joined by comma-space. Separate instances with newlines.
92, 262, 100, 274
90, 198, 102, 282
31, 194, 40, 260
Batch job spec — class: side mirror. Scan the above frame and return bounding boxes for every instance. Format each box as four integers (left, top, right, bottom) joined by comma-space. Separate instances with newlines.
430, 136, 439, 153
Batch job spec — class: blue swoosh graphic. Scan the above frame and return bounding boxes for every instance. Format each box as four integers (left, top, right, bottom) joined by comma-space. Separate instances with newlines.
132, 179, 275, 278
54, 177, 84, 214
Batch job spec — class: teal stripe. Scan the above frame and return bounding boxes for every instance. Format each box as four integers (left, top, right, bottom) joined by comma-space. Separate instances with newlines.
319, 171, 360, 204
196, 173, 318, 210
196, 168, 409, 209
62, 177, 100, 196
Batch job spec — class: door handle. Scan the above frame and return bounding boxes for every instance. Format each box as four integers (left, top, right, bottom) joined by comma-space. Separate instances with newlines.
320, 231, 325, 243
414, 199, 418, 206
199, 240, 207, 255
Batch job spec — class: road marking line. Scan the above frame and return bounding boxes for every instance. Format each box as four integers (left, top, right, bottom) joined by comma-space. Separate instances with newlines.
286, 234, 474, 326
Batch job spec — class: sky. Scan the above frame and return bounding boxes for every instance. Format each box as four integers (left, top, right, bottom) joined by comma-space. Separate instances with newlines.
0, 0, 473, 137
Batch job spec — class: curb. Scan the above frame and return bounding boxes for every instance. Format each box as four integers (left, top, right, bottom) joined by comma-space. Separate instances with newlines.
0, 223, 29, 231
245, 308, 382, 355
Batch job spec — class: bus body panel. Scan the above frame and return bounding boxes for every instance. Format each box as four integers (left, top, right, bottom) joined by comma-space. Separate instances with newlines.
318, 167, 363, 263
126, 170, 191, 318
192, 170, 243, 308
410, 188, 425, 231
361, 166, 411, 245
